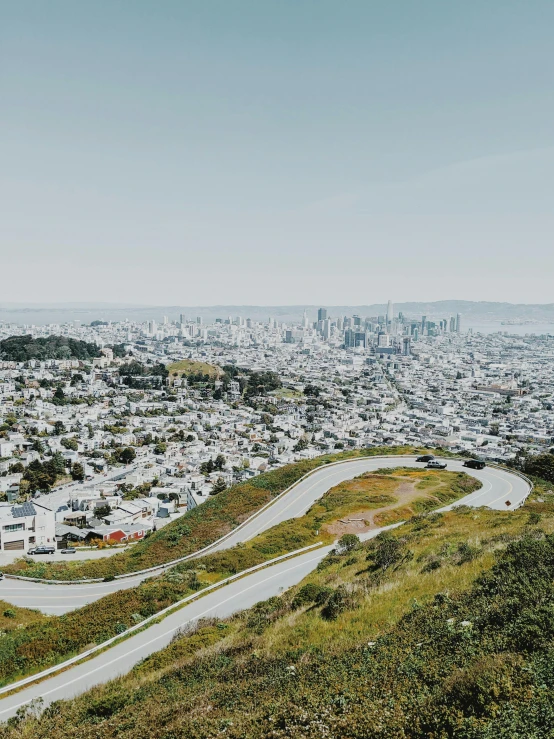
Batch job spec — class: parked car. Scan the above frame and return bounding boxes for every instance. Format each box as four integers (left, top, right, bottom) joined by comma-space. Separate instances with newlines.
416, 454, 435, 462
60, 547, 76, 554
27, 546, 56, 555
463, 459, 486, 470
426, 460, 447, 470
0, 572, 3, 581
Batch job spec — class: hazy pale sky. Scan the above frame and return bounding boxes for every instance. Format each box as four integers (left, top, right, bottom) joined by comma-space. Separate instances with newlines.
2, 1, 554, 305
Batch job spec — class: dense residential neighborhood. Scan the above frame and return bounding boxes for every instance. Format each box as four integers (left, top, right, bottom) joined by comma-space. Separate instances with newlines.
1, 308, 553, 553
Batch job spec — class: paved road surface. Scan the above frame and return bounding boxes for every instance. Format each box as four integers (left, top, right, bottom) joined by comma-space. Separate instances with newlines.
0, 457, 529, 614
0, 546, 332, 720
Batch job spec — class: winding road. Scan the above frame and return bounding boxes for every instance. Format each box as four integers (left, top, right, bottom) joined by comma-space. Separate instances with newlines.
0, 456, 530, 719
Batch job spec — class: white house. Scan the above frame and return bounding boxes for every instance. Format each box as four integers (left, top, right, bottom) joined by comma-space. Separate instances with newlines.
0, 501, 56, 551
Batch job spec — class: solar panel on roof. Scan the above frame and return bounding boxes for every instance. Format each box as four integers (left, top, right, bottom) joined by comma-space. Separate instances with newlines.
11, 502, 37, 518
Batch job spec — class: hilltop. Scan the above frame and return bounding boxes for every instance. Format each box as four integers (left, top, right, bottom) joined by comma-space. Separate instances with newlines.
0, 335, 101, 362
167, 359, 222, 381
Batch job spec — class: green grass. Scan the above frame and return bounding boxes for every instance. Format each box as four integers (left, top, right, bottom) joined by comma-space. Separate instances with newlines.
2, 446, 444, 582
6, 492, 554, 738
166, 359, 221, 379
0, 601, 44, 633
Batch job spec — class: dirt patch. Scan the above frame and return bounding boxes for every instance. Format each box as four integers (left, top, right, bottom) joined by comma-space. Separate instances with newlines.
325, 479, 437, 535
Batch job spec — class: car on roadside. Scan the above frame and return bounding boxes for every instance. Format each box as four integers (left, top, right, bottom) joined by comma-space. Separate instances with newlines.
60, 547, 76, 554
426, 460, 447, 470
463, 459, 486, 470
27, 545, 56, 555
0, 572, 3, 581
416, 454, 435, 462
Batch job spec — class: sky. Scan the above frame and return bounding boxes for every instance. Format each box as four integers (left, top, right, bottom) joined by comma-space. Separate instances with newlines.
2, 1, 554, 306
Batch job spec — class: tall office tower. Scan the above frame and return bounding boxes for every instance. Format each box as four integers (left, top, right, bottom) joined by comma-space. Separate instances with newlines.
196, 316, 203, 325
402, 337, 412, 356
413, 328, 419, 341
387, 300, 394, 325
322, 318, 331, 340
302, 310, 309, 329
246, 318, 252, 329
449, 316, 456, 332
421, 315, 427, 334
377, 331, 391, 348
353, 314, 362, 327
179, 313, 186, 325
163, 316, 168, 325
318, 307, 328, 322
148, 320, 157, 335
336, 317, 343, 330
343, 316, 352, 329
354, 331, 367, 348
456, 313, 462, 333
344, 328, 356, 348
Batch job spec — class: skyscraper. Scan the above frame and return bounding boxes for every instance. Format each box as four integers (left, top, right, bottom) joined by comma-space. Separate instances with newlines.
456, 313, 462, 333
318, 307, 328, 322
386, 300, 394, 325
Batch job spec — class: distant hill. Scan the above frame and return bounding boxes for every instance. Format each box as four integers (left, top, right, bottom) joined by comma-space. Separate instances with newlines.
0, 335, 101, 362
2, 301, 554, 325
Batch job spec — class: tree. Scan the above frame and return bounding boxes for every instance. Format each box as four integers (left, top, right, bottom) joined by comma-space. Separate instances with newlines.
153, 443, 167, 456
200, 459, 215, 475
304, 384, 321, 397
53, 421, 66, 436
94, 504, 111, 518
31, 438, 45, 454
119, 447, 136, 464
49, 452, 66, 475
61, 437, 79, 451
211, 477, 227, 495
337, 534, 360, 554
71, 462, 85, 481
214, 454, 226, 471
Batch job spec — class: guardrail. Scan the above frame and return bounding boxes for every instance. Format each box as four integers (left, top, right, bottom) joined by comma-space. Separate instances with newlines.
487, 462, 534, 508
0, 541, 325, 698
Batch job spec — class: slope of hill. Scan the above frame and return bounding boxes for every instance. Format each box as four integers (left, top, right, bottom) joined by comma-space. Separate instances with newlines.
3, 485, 553, 738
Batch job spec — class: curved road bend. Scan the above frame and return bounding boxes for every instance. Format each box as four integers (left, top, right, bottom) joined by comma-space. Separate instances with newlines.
0, 457, 528, 615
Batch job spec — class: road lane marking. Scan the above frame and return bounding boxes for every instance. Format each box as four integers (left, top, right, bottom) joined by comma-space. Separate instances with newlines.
0, 552, 325, 716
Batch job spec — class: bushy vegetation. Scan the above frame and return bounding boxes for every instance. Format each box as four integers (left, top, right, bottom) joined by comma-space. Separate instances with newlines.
517, 451, 554, 484
0, 335, 101, 362
4, 447, 435, 581
4, 500, 554, 738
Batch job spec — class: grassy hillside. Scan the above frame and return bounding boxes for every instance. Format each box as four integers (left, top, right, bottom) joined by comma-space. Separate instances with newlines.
0, 468, 474, 687
4, 491, 554, 738
3, 447, 441, 581
167, 359, 222, 379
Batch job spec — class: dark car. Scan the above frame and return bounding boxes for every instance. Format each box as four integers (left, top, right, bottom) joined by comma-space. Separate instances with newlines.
416, 454, 435, 462
27, 546, 56, 555
463, 459, 486, 470
426, 460, 447, 470
61, 547, 76, 554
0, 572, 3, 581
